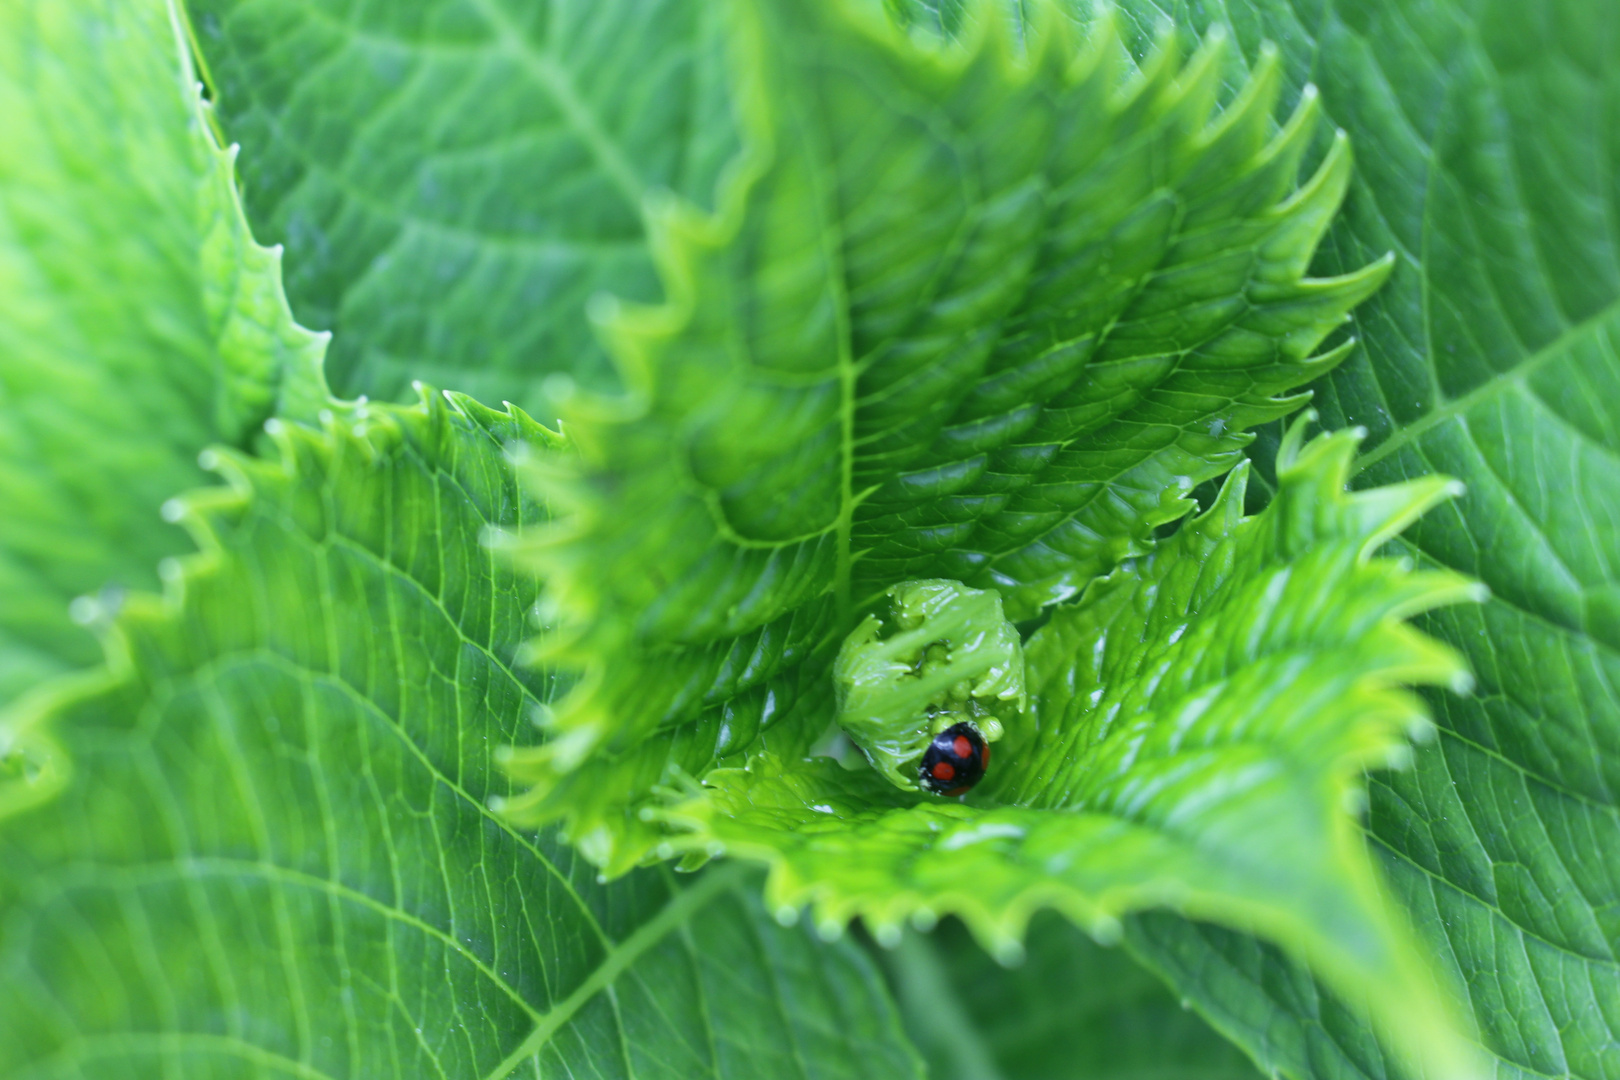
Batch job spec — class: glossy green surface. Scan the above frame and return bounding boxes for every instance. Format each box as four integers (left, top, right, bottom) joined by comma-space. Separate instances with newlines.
0, 389, 922, 1078
0, 6, 921, 1075
1081, 3, 1620, 1077
667, 426, 1480, 1077
0, 0, 324, 703
187, 0, 741, 418
10, 0, 1610, 1075
833, 579, 1023, 790
494, 0, 1388, 874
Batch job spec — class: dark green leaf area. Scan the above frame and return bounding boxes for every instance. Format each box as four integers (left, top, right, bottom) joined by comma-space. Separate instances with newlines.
504, 0, 1389, 871
1085, 1, 1620, 1077
662, 426, 1480, 1078
883, 915, 1260, 1080
188, 0, 741, 416
1356, 320, 1620, 1080
0, 398, 920, 1079
0, 0, 325, 703
1122, 914, 1402, 1080
1159, 318, 1620, 1080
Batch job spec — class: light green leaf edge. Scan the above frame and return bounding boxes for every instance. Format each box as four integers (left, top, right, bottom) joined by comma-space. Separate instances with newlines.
1080, 3, 1620, 1078
656, 422, 1487, 1080
0, 0, 328, 702
0, 385, 928, 1079
183, 0, 745, 418
0, 387, 546, 825
497, 0, 1392, 873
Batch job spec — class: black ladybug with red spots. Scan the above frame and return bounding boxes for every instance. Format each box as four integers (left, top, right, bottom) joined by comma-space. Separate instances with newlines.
918, 721, 990, 796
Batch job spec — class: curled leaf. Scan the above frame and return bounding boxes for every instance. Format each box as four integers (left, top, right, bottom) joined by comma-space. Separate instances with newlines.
660, 422, 1486, 1080
833, 579, 1024, 790
498, 0, 1392, 871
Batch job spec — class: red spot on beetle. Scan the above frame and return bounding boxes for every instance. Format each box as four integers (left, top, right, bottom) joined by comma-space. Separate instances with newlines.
953, 735, 973, 759
931, 760, 956, 782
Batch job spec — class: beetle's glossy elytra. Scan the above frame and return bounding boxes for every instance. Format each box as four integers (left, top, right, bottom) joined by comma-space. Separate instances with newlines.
918, 721, 990, 796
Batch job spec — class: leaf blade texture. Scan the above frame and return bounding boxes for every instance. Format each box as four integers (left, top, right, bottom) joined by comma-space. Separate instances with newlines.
1070, 1, 1620, 1077
0, 391, 922, 1079
0, 4, 924, 1074
0, 0, 326, 702
497, 0, 1392, 870
187, 0, 742, 416
663, 423, 1482, 1078
881, 915, 1262, 1080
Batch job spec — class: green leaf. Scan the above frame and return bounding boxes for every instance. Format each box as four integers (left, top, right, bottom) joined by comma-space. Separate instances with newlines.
880, 915, 1261, 1080
0, 392, 923, 1079
660, 423, 1482, 1078
876, 0, 978, 41
500, 0, 1390, 869
0, 0, 326, 703
1121, 914, 1405, 1080
185, 0, 742, 416
1076, 2, 1620, 1077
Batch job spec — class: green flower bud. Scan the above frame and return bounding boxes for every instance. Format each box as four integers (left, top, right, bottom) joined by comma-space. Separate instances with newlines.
832, 579, 1025, 791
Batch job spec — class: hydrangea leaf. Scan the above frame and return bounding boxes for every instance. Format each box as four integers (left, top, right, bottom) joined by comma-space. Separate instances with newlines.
0, 390, 922, 1079
0, 0, 327, 703
185, 0, 742, 417
880, 915, 1261, 1080
658, 424, 1485, 1080
1056, 3, 1620, 1078
500, 0, 1390, 869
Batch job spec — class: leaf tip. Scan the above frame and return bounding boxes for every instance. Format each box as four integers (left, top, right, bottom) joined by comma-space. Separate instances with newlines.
1275, 406, 1321, 468
991, 938, 1026, 967
872, 922, 904, 949
1089, 914, 1123, 945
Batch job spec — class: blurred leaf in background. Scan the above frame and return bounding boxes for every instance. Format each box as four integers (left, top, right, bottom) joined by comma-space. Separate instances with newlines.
884, 915, 1260, 1080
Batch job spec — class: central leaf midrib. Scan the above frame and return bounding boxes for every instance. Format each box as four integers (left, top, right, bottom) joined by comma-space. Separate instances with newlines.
800, 76, 996, 615
176, 645, 608, 944
1367, 829, 1620, 970
464, 0, 645, 214
1353, 294, 1620, 473
481, 862, 749, 1080
15, 1031, 342, 1080
22, 855, 547, 1021
778, 78, 859, 616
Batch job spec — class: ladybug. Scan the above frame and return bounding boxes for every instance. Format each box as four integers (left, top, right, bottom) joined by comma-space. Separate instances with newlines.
917, 721, 990, 796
